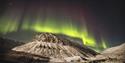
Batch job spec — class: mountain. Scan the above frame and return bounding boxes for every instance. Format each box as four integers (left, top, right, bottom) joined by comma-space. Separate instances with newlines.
1, 32, 125, 63
88, 43, 125, 63
12, 33, 98, 62
0, 37, 24, 52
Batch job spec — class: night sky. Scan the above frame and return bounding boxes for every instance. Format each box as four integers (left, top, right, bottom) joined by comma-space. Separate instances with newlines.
0, 0, 124, 48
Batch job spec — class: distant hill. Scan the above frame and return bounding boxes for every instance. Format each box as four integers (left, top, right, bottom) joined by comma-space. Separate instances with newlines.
0, 37, 24, 52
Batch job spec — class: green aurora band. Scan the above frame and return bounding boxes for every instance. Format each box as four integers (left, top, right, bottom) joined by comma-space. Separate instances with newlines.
0, 16, 108, 52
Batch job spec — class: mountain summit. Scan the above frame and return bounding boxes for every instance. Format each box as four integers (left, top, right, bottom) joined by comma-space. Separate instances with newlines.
12, 33, 97, 62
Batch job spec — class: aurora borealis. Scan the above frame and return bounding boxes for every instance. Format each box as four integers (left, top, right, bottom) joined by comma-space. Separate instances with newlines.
0, 0, 123, 51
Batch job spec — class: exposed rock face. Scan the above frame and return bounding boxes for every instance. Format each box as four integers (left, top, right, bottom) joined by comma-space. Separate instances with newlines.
1, 33, 125, 63
0, 50, 50, 63
89, 43, 125, 63
12, 33, 97, 62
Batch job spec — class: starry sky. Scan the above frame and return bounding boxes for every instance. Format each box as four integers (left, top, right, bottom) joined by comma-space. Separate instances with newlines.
0, 0, 124, 47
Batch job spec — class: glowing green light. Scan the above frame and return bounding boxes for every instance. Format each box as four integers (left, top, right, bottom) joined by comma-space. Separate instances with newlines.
0, 16, 108, 51
25, 18, 97, 47
101, 38, 107, 49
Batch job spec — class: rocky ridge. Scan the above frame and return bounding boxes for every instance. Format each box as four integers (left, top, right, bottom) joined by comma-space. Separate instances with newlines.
0, 33, 125, 63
